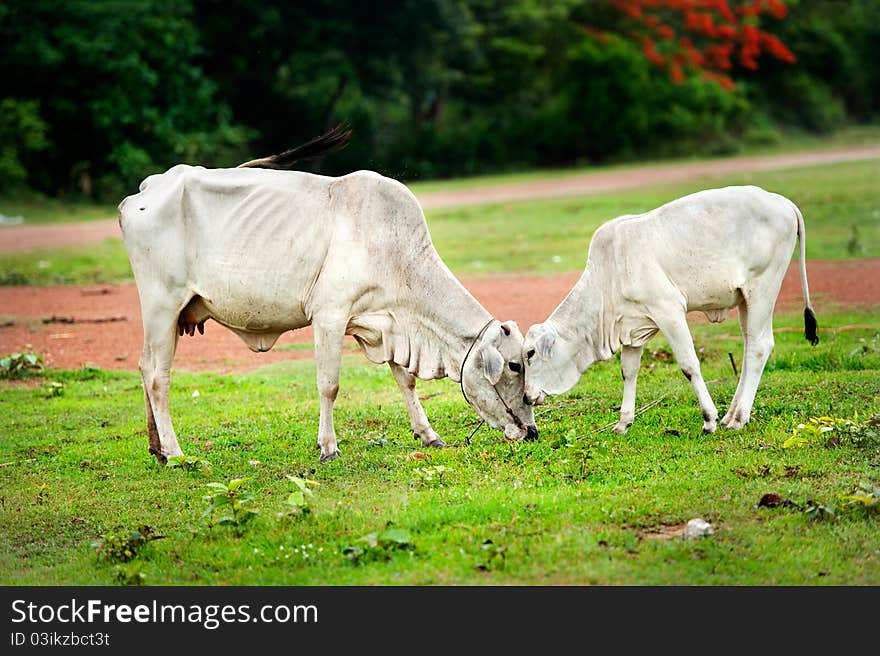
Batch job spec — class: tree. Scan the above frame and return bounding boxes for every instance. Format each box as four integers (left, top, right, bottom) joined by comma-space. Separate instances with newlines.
0, 0, 249, 198
585, 0, 796, 90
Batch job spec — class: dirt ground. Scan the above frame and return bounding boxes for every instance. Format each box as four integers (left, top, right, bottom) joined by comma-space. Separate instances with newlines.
1, 259, 877, 374
1, 145, 878, 373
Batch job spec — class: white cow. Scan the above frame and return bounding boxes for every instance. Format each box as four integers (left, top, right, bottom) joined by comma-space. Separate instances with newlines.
523, 185, 819, 434
119, 127, 536, 464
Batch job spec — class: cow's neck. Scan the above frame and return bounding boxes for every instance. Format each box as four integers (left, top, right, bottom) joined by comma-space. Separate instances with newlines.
548, 266, 616, 371
352, 268, 492, 382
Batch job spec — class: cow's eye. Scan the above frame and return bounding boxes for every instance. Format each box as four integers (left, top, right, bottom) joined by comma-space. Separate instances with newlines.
508, 361, 521, 373
526, 349, 535, 360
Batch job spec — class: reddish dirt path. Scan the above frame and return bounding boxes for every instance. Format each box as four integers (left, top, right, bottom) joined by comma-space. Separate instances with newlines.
1, 260, 877, 374
1, 144, 878, 373
2, 143, 880, 253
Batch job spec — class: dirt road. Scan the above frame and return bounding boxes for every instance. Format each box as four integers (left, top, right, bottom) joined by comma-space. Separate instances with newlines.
2, 143, 880, 253
1, 259, 877, 374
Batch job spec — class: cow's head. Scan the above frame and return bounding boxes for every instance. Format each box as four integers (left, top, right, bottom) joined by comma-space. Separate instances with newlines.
461, 320, 537, 441
522, 321, 583, 405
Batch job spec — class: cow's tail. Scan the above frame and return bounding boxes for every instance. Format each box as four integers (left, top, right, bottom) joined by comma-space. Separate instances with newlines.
237, 123, 352, 169
794, 203, 819, 346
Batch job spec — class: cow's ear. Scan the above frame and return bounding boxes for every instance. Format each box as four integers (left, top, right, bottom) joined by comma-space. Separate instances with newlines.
536, 327, 556, 360
479, 344, 504, 385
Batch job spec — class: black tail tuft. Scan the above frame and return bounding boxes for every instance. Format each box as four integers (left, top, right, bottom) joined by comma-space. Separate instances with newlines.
804, 307, 819, 346
238, 123, 352, 169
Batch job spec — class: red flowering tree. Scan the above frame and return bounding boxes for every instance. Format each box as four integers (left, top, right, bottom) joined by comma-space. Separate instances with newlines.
594, 0, 796, 90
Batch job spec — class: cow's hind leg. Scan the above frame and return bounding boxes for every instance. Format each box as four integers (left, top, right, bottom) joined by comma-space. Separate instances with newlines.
614, 345, 643, 434
722, 300, 749, 428
725, 294, 775, 430
655, 311, 718, 434
140, 306, 183, 463
312, 315, 348, 463
389, 362, 444, 448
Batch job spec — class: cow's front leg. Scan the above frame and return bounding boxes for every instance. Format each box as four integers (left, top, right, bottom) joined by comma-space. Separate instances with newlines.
614, 345, 643, 434
656, 313, 718, 434
389, 362, 444, 448
140, 308, 184, 463
313, 317, 348, 463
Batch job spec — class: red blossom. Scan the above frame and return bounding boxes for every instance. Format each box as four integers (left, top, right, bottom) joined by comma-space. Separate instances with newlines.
586, 0, 796, 88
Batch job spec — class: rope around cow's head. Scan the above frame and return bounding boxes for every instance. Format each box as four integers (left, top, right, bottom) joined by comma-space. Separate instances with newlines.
459, 318, 524, 444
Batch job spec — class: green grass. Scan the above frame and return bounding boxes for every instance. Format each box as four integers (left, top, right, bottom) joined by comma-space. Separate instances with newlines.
0, 239, 133, 286
428, 158, 880, 275
2, 157, 878, 286
0, 194, 116, 226
1, 310, 878, 585
406, 123, 880, 194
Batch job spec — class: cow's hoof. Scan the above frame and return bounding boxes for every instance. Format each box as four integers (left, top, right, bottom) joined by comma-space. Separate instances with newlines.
319, 449, 340, 463
702, 421, 717, 435
415, 430, 444, 448
149, 447, 182, 465
612, 422, 631, 435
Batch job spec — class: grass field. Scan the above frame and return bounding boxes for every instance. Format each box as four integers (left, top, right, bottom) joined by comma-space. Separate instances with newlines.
1, 157, 878, 286
2, 142, 878, 586
1, 310, 878, 585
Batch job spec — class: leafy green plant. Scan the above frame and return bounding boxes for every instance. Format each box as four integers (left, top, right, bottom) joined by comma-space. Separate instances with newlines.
848, 333, 880, 357
201, 478, 259, 535
804, 501, 835, 521
166, 454, 211, 473
279, 475, 318, 518
343, 526, 414, 564
112, 562, 147, 586
840, 482, 880, 514
91, 525, 164, 563
783, 414, 880, 449
0, 350, 43, 379
476, 539, 507, 572
43, 381, 64, 398
411, 465, 452, 488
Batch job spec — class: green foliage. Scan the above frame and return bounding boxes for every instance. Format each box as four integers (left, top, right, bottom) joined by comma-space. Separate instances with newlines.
91, 525, 163, 564
0, 349, 43, 379
280, 475, 318, 517
0, 0, 250, 199
783, 414, 880, 449
166, 454, 212, 473
477, 539, 507, 572
411, 465, 452, 489
840, 482, 880, 514
201, 478, 259, 535
343, 526, 415, 564
804, 501, 836, 521
43, 381, 64, 398
0, 98, 48, 191
1, 0, 877, 193
112, 562, 147, 586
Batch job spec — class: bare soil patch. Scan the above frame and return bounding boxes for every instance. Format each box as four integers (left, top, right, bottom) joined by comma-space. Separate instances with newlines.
1, 260, 877, 374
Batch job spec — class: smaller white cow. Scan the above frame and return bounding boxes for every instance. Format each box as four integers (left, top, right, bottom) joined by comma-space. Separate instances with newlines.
523, 185, 819, 434
119, 127, 536, 464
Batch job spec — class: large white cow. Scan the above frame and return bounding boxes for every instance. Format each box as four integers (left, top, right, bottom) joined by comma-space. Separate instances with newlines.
523, 185, 819, 434
119, 127, 536, 464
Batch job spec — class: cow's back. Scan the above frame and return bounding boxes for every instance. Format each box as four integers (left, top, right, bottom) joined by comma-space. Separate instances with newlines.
594, 185, 800, 310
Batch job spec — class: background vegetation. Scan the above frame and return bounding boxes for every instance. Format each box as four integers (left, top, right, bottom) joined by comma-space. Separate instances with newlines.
1, 0, 878, 201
